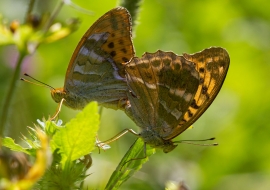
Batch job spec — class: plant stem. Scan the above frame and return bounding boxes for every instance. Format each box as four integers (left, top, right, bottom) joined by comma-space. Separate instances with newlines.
0, 51, 27, 137
25, 0, 36, 23
43, 0, 65, 32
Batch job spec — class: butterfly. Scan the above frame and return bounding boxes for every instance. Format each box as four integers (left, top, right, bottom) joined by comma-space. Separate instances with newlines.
51, 7, 134, 110
122, 47, 230, 152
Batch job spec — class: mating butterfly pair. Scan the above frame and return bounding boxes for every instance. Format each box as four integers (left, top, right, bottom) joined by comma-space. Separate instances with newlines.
51, 7, 230, 152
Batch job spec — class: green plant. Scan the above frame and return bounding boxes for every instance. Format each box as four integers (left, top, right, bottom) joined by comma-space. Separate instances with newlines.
0, 1, 154, 189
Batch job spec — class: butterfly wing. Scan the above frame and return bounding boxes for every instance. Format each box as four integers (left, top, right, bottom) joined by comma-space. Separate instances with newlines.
164, 47, 230, 140
64, 7, 134, 109
125, 51, 200, 136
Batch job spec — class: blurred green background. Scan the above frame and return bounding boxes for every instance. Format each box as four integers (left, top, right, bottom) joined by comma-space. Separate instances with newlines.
1, 0, 270, 189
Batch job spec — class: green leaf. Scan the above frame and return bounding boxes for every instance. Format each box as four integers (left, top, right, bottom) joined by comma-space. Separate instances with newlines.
51, 102, 100, 164
105, 138, 155, 190
1, 137, 33, 155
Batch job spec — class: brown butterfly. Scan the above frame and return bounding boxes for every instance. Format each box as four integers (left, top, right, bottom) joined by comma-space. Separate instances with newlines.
51, 7, 134, 110
105, 47, 229, 152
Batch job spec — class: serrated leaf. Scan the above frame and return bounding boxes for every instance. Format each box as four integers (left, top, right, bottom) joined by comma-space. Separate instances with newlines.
51, 102, 99, 164
105, 138, 155, 190
1, 137, 33, 155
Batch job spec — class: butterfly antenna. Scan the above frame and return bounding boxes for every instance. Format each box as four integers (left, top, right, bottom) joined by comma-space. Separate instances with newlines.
174, 137, 218, 146
21, 73, 55, 90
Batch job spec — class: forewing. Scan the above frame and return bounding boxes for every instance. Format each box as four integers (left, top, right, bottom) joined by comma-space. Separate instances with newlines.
165, 47, 230, 140
125, 51, 200, 136
64, 7, 134, 109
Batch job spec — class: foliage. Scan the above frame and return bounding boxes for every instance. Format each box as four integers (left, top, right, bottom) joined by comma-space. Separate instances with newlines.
50, 102, 99, 166
1, 102, 100, 189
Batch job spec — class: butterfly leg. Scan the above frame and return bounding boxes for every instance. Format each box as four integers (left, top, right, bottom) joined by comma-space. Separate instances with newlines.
96, 135, 112, 152
96, 128, 139, 147
50, 98, 65, 120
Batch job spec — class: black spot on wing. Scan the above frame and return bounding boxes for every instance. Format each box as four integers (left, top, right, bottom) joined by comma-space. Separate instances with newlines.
121, 48, 127, 53
190, 99, 200, 109
199, 67, 205, 73
108, 42, 114, 48
119, 39, 124, 45
202, 86, 208, 94
122, 57, 129, 62
110, 51, 116, 57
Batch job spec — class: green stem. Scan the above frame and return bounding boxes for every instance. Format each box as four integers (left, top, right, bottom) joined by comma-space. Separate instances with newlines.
43, 0, 65, 32
25, 0, 36, 23
0, 51, 27, 137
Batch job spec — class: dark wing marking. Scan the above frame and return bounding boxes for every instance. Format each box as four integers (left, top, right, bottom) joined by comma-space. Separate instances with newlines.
165, 47, 230, 140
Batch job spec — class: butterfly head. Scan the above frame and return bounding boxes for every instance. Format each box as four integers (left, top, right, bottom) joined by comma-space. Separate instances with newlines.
51, 88, 88, 109
162, 141, 178, 153
51, 88, 66, 104
140, 130, 178, 153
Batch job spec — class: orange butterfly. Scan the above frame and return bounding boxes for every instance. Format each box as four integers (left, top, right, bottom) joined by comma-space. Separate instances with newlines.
51, 7, 134, 110
103, 47, 230, 152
